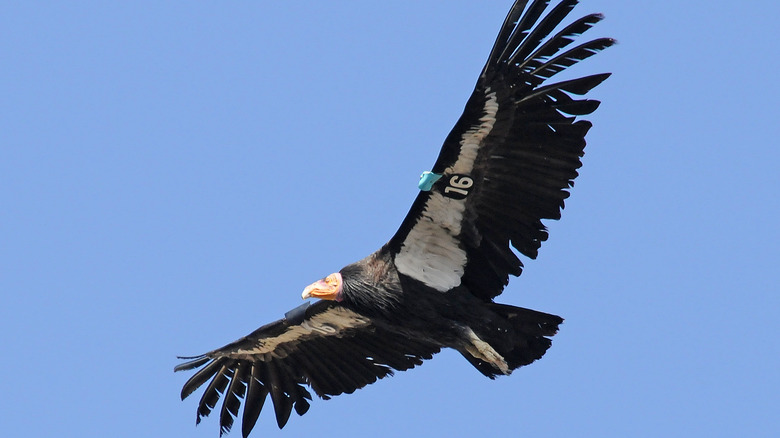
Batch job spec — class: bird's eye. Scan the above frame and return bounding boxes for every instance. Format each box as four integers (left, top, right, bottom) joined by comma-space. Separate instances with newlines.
325, 273, 341, 286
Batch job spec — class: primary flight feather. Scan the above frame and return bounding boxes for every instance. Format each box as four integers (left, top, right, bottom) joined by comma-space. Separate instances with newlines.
176, 1, 614, 435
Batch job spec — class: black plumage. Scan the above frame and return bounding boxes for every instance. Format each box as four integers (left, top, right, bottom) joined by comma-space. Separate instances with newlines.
176, 1, 613, 436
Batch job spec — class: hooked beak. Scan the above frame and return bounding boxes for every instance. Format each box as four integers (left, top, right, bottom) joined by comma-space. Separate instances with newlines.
301, 272, 343, 301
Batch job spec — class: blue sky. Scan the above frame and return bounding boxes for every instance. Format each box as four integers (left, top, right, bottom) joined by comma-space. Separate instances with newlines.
2, 1, 779, 437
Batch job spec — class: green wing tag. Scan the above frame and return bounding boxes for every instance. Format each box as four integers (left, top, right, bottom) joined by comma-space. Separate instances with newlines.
418, 171, 442, 191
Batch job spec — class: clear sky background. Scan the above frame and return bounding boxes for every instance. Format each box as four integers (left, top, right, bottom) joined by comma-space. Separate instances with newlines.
3, 1, 779, 437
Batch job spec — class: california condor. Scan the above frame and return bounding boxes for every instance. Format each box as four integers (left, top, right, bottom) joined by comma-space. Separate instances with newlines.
176, 0, 614, 435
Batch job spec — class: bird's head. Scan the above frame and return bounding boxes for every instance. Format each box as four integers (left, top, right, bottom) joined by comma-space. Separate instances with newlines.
301, 272, 344, 301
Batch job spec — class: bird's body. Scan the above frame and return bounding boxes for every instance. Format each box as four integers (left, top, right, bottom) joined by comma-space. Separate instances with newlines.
336, 250, 562, 376
176, 1, 613, 436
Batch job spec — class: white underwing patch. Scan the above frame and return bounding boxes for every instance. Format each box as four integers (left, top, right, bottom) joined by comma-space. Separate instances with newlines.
447, 90, 498, 175
396, 90, 498, 292
234, 307, 371, 358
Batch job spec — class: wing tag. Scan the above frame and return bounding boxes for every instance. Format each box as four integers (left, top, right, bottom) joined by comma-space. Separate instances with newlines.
418, 171, 442, 191
284, 302, 311, 325
439, 174, 474, 200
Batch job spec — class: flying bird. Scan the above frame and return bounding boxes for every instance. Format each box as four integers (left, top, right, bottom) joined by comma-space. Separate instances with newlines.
176, 0, 613, 435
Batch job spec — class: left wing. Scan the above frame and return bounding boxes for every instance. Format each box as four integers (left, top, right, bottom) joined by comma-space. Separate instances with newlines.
387, 0, 614, 300
175, 300, 440, 436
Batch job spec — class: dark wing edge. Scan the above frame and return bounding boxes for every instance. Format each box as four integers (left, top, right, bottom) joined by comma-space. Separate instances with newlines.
175, 301, 440, 437
387, 0, 614, 300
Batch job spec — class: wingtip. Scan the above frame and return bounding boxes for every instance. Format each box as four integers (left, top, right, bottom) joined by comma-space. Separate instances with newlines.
174, 355, 209, 373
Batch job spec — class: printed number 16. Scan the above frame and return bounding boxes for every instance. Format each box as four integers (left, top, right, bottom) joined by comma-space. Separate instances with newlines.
444, 175, 473, 197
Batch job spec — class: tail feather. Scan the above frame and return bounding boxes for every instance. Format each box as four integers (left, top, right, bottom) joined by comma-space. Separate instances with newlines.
462, 303, 563, 378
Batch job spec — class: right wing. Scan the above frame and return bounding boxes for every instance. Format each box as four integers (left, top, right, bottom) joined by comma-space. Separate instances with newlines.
387, 0, 613, 300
